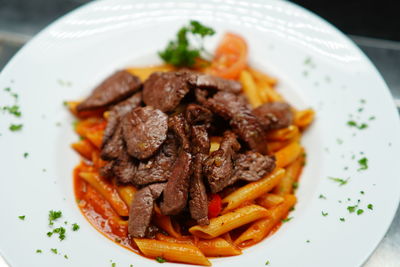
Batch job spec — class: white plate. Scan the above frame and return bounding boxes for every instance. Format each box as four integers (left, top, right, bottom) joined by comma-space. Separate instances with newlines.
0, 0, 399, 266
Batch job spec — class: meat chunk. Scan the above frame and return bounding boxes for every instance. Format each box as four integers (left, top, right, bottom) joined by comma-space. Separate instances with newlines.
185, 104, 213, 126
190, 125, 210, 155
77, 71, 141, 111
160, 151, 192, 215
207, 91, 268, 154
203, 131, 240, 193
143, 72, 191, 112
188, 73, 242, 94
100, 123, 125, 160
168, 113, 190, 152
111, 152, 138, 184
232, 151, 276, 182
133, 135, 179, 185
111, 91, 142, 117
122, 106, 168, 160
189, 154, 209, 225
253, 102, 293, 130
128, 183, 166, 238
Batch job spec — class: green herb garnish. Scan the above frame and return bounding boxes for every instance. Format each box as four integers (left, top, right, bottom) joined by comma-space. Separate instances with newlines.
328, 177, 348, 186
23, 152, 29, 158
340, 218, 345, 222
36, 249, 42, 253
358, 157, 368, 171
155, 256, 167, 263
319, 194, 326, 199
321, 211, 328, 217
53, 227, 66, 240
159, 21, 215, 67
9, 124, 23, 131
368, 204, 373, 210
50, 248, 58, 254
282, 217, 293, 223
72, 223, 80, 231
357, 209, 364, 215
3, 105, 21, 117
347, 205, 357, 213
18, 215, 25, 220
265, 260, 270, 265
49, 210, 62, 226
64, 254, 68, 259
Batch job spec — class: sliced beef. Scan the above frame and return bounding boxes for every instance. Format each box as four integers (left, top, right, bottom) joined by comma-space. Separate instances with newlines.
112, 152, 137, 184
111, 91, 142, 117
122, 106, 168, 160
133, 135, 179, 185
77, 71, 141, 111
160, 151, 192, 215
128, 183, 166, 238
232, 151, 276, 182
203, 131, 241, 193
99, 160, 115, 179
188, 73, 242, 94
189, 154, 209, 225
185, 104, 213, 126
190, 125, 210, 155
100, 123, 124, 160
143, 72, 191, 112
253, 102, 293, 130
206, 91, 268, 154
168, 113, 190, 152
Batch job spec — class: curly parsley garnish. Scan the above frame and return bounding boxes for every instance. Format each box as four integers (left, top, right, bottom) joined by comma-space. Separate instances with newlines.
159, 21, 215, 67
358, 157, 368, 171
155, 256, 167, 263
72, 223, 80, 231
328, 177, 348, 186
368, 204, 374, 210
18, 215, 25, 220
48, 210, 62, 226
9, 124, 23, 131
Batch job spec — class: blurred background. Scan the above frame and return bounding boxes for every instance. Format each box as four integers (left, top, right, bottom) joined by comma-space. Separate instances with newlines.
0, 0, 399, 266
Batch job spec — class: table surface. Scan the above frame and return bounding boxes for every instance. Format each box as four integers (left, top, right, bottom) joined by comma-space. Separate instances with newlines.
0, 1, 399, 266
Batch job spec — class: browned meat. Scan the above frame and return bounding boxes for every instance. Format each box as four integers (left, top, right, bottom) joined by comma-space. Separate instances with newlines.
111, 91, 142, 117
206, 91, 268, 154
190, 125, 210, 155
160, 151, 192, 215
77, 71, 141, 111
168, 113, 190, 152
185, 104, 213, 126
111, 152, 138, 184
203, 131, 241, 193
189, 154, 209, 225
232, 151, 276, 182
188, 73, 242, 94
253, 102, 293, 130
101, 123, 125, 160
99, 160, 115, 179
133, 135, 179, 185
142, 72, 191, 112
128, 183, 166, 238
122, 106, 168, 160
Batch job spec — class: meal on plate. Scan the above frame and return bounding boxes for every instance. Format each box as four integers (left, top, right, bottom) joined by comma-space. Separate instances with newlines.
67, 21, 314, 266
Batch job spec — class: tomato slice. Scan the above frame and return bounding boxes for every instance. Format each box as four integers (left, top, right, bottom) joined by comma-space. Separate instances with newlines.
210, 33, 248, 79
208, 194, 222, 218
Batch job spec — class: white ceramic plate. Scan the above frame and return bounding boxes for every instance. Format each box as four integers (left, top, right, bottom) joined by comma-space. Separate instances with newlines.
1, 0, 399, 266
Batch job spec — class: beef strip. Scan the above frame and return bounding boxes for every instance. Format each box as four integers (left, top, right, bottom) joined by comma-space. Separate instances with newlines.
100, 123, 125, 160
168, 113, 190, 152
232, 151, 276, 182
160, 151, 192, 215
189, 154, 209, 225
133, 135, 179, 185
185, 104, 213, 126
188, 73, 242, 94
111, 151, 138, 184
203, 131, 241, 193
77, 71, 141, 111
99, 160, 115, 179
253, 102, 293, 130
206, 91, 268, 154
122, 106, 168, 160
142, 72, 191, 112
128, 183, 166, 238
190, 125, 210, 155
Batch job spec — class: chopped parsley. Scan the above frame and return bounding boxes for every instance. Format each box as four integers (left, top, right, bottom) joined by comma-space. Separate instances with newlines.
321, 211, 328, 217
328, 177, 348, 186
53, 227, 66, 240
347, 120, 368, 130
111, 263, 116, 267
265, 260, 270, 265
306, 240, 310, 243
319, 194, 327, 199
36, 249, 42, 253
72, 223, 80, 231
358, 157, 368, 171
23, 152, 29, 158
18, 215, 25, 220
357, 209, 364, 215
360, 191, 365, 195
3, 105, 21, 117
368, 204, 373, 210
282, 217, 293, 223
50, 248, 58, 254
347, 205, 357, 213
369, 116, 376, 121
9, 124, 23, 131
159, 21, 215, 67
155, 256, 166, 263
64, 254, 68, 259
340, 218, 345, 222
48, 210, 62, 226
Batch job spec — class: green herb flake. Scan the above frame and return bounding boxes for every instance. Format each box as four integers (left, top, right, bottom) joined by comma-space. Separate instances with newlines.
360, 191, 365, 195
47, 231, 53, 237
48, 210, 62, 226
4, 87, 11, 92
111, 263, 116, 267
368, 204, 373, 210
282, 217, 293, 223
23, 152, 29, 158
321, 211, 328, 217
328, 177, 348, 186
347, 205, 357, 213
18, 215, 25, 220
340, 218, 345, 222
265, 260, 270, 265
358, 157, 368, 171
306, 240, 310, 243
72, 223, 80, 231
53, 226, 66, 240
9, 124, 23, 131
319, 194, 327, 199
357, 209, 364, 215
36, 249, 42, 253
3, 105, 22, 117
64, 254, 68, 259
155, 256, 167, 263
50, 248, 58, 254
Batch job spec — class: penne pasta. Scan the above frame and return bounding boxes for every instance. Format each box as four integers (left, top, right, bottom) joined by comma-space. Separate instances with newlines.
134, 238, 211, 266
256, 193, 285, 209
71, 139, 97, 160
274, 142, 302, 168
274, 150, 304, 195
153, 206, 182, 238
234, 195, 296, 247
126, 65, 174, 81
222, 168, 285, 212
79, 172, 129, 217
266, 125, 299, 141
86, 131, 103, 149
189, 204, 270, 239
117, 185, 137, 208
247, 67, 277, 87
294, 108, 315, 129
239, 70, 263, 107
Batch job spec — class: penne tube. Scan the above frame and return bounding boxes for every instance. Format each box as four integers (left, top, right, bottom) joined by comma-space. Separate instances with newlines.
117, 185, 137, 208
79, 172, 129, 217
86, 131, 103, 149
189, 204, 270, 239
66, 101, 105, 119
239, 70, 263, 107
294, 108, 315, 129
153, 206, 182, 238
247, 67, 277, 87
266, 125, 299, 141
134, 238, 211, 266
71, 139, 97, 160
156, 233, 193, 244
274, 150, 304, 195
274, 142, 302, 168
126, 65, 174, 81
256, 194, 285, 209
261, 83, 283, 102
234, 195, 296, 247
222, 168, 285, 212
